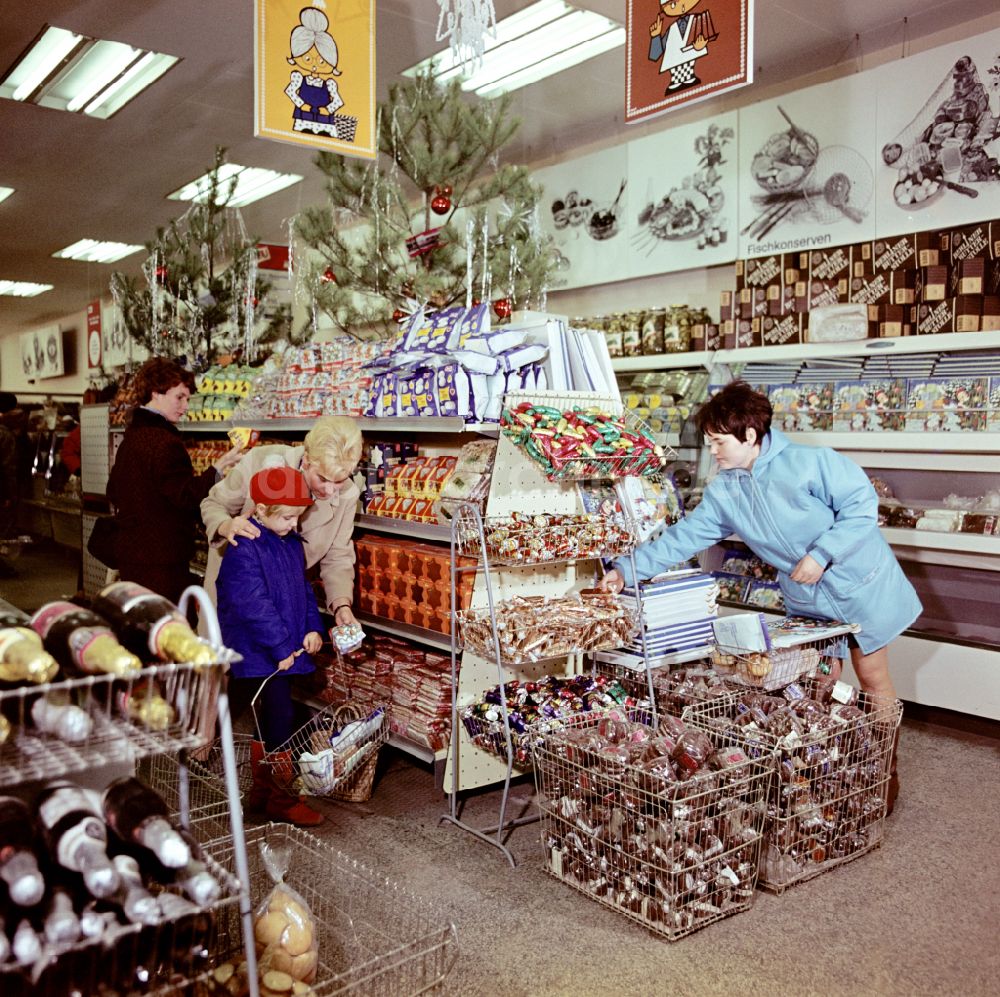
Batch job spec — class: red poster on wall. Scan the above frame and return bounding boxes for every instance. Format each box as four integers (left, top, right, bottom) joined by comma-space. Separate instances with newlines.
626, 0, 754, 124
87, 300, 102, 368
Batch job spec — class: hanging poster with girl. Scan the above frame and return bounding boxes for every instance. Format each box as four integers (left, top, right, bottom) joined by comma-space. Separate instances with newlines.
255, 0, 376, 159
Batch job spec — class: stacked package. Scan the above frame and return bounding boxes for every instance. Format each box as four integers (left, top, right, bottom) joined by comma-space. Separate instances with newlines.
266, 339, 385, 419
617, 570, 719, 663
365, 304, 549, 423
186, 364, 258, 421
318, 636, 451, 752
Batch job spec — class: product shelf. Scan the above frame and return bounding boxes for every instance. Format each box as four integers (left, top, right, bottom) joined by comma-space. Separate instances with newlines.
178, 416, 500, 436
355, 514, 451, 543
354, 611, 452, 653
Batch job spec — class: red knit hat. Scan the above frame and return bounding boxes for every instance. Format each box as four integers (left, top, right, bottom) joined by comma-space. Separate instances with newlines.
249, 465, 314, 507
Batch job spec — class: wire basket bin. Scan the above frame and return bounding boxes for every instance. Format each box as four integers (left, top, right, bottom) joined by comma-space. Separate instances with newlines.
453, 508, 635, 565
0, 660, 227, 788
456, 592, 638, 666
204, 822, 458, 996
0, 834, 241, 997
710, 616, 860, 692
252, 676, 389, 802
682, 677, 902, 893
501, 400, 670, 481
533, 713, 772, 940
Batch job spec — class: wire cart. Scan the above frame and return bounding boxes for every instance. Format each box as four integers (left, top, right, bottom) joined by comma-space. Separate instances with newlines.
682, 676, 902, 892
533, 712, 772, 940
204, 823, 458, 996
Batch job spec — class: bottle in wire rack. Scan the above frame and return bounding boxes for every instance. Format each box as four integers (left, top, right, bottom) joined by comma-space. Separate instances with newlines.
93, 582, 214, 666
42, 885, 81, 946
102, 778, 190, 869
136, 824, 222, 906
154, 890, 214, 976
29, 690, 93, 745
0, 624, 60, 686
116, 678, 176, 732
30, 601, 142, 678
35, 782, 121, 900
111, 853, 161, 925
0, 796, 46, 909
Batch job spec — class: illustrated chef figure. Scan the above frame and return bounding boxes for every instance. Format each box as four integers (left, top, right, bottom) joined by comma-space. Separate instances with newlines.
284, 4, 345, 138
648, 0, 716, 93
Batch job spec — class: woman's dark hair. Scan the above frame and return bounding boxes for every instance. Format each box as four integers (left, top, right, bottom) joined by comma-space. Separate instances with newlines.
131, 357, 196, 406
695, 380, 772, 443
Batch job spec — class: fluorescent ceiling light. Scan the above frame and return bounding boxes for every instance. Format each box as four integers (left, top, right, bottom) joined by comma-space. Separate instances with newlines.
0, 280, 53, 297
0, 23, 178, 118
403, 0, 623, 97
0, 187, 14, 204
167, 165, 302, 207
53, 239, 144, 263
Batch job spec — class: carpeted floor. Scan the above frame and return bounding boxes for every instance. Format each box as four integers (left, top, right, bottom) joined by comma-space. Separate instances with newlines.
4, 540, 999, 996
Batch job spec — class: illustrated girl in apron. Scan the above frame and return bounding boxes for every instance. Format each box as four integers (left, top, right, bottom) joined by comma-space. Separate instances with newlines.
285, 6, 344, 138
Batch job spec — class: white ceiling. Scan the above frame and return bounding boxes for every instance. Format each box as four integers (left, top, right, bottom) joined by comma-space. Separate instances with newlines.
0, 0, 997, 334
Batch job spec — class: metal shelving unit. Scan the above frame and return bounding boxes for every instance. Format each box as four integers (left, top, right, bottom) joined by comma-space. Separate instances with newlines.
178, 416, 500, 436
355, 514, 451, 543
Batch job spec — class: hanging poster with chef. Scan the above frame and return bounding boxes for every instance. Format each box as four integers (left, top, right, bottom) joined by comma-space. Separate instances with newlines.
625, 0, 753, 124
736, 74, 878, 259
254, 0, 376, 160
533, 146, 631, 291
872, 28, 1000, 238
627, 110, 738, 277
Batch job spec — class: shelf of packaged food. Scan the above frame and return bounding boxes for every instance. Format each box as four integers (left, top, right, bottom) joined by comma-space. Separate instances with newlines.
717, 329, 1000, 365
785, 432, 1000, 456
293, 693, 447, 764
178, 417, 500, 436
355, 611, 453, 652
611, 351, 716, 372
355, 514, 451, 543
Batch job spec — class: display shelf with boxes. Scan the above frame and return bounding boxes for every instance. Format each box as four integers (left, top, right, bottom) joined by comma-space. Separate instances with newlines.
441, 390, 672, 867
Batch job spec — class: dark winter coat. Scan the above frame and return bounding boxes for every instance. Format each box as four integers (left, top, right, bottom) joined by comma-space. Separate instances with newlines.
216, 517, 324, 678
107, 407, 217, 601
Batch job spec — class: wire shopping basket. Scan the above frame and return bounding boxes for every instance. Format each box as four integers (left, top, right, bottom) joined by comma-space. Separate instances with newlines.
252, 671, 389, 802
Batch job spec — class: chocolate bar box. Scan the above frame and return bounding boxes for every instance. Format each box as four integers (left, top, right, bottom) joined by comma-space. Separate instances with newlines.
904, 377, 989, 432
833, 379, 908, 431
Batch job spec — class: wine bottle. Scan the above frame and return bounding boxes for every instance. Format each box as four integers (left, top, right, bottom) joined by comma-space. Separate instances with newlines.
10, 916, 42, 966
137, 825, 222, 906
112, 854, 160, 925
102, 778, 190, 869
30, 602, 141, 678
42, 885, 81, 946
0, 796, 46, 908
154, 891, 213, 972
93, 582, 214, 666
116, 678, 176, 732
35, 783, 120, 899
0, 606, 31, 627
30, 691, 93, 745
0, 627, 59, 684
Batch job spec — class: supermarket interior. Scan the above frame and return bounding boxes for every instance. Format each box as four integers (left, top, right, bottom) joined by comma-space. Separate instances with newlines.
2, 2, 1000, 996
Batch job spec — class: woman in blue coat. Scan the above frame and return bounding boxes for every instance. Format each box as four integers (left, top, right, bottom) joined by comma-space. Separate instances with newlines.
603, 382, 920, 803
217, 465, 325, 826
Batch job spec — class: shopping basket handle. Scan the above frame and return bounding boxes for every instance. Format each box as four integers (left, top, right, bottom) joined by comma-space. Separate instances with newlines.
249, 664, 296, 745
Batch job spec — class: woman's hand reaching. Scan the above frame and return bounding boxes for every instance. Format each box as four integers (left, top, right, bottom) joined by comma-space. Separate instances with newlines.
212, 443, 245, 475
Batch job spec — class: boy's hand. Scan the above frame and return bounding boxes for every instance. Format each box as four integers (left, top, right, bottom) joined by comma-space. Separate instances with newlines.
303, 631, 323, 654
277, 653, 296, 671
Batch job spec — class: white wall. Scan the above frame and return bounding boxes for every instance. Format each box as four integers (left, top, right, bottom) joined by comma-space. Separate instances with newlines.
0, 305, 91, 400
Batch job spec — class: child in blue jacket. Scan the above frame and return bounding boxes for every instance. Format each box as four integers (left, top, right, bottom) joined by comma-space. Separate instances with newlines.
217, 464, 325, 826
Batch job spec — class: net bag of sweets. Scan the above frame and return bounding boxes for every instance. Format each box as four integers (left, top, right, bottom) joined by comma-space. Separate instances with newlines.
253, 839, 319, 985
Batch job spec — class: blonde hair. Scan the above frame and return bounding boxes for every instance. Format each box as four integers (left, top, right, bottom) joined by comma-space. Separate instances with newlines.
303, 415, 362, 478
256, 502, 307, 519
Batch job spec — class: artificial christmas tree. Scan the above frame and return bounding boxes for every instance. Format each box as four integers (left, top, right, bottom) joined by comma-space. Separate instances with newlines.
296, 72, 556, 338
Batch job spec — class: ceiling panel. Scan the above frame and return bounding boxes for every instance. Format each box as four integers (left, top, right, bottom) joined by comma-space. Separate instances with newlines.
0, 0, 997, 333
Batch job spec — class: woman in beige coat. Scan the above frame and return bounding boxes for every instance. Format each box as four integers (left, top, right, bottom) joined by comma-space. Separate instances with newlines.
200, 415, 362, 627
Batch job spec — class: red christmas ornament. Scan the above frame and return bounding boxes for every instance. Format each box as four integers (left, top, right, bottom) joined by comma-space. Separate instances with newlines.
493, 298, 512, 319
471, 298, 482, 307
431, 193, 451, 215
154, 265, 168, 283
392, 308, 406, 322
321, 267, 336, 283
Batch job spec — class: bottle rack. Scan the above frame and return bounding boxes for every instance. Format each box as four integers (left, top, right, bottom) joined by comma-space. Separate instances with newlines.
0, 587, 263, 997
441, 390, 666, 867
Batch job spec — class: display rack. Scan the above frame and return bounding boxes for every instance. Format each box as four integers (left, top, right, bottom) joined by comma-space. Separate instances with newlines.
441, 390, 668, 867
0, 587, 262, 997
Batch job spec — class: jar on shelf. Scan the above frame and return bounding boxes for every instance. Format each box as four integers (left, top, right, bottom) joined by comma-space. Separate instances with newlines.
641, 308, 666, 355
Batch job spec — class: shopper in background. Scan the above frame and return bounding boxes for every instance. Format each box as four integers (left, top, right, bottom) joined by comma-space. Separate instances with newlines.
216, 465, 325, 826
107, 358, 244, 604
0, 392, 18, 539
200, 414, 362, 627
60, 421, 82, 476
600, 380, 920, 811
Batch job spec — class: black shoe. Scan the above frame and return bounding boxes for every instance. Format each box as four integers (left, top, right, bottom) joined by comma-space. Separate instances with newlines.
682, 75, 701, 88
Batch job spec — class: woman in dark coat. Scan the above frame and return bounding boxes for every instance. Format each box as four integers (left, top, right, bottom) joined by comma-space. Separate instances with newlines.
107, 358, 243, 604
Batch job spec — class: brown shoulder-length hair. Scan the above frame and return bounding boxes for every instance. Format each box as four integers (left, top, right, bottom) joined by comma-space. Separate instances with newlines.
131, 357, 196, 407
695, 380, 772, 443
